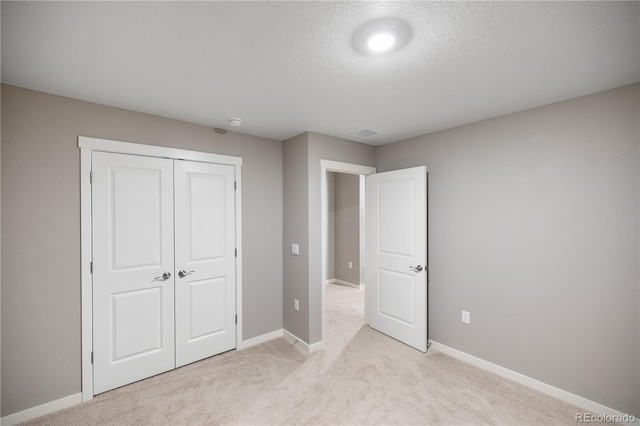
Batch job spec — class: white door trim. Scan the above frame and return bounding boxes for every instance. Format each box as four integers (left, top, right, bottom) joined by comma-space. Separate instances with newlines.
79, 136, 243, 402
320, 160, 376, 343
79, 137, 242, 166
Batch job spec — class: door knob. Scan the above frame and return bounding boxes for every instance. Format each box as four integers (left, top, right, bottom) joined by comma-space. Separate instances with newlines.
409, 265, 423, 273
153, 272, 171, 281
178, 270, 195, 278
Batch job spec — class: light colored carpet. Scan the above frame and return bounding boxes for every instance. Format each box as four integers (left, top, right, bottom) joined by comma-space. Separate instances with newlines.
26, 284, 590, 425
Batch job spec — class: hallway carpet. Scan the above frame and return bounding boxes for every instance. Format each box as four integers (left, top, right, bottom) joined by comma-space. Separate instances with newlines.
27, 284, 588, 425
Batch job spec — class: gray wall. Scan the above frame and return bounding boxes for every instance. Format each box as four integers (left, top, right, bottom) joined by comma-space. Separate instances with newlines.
282, 133, 310, 341
334, 173, 360, 285
1, 84, 284, 417
375, 84, 640, 416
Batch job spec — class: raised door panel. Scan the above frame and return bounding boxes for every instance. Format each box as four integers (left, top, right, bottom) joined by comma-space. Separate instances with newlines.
378, 179, 415, 258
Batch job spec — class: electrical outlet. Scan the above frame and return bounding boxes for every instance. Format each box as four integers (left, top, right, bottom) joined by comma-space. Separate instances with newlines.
348, 261, 353, 269
462, 310, 471, 324
294, 299, 300, 311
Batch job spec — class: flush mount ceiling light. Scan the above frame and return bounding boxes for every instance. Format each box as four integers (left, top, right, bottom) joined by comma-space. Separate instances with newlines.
352, 17, 412, 56
368, 33, 395, 52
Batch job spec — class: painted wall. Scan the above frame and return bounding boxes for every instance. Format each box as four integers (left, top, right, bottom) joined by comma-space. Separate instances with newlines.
282, 133, 310, 341
1, 84, 284, 417
334, 173, 360, 285
375, 84, 640, 416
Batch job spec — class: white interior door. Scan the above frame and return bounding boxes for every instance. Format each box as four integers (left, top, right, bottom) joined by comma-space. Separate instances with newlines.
92, 152, 175, 394
174, 161, 236, 367
366, 166, 427, 352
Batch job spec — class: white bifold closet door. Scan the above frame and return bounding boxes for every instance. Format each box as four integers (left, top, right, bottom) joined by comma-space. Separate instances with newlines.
92, 152, 236, 394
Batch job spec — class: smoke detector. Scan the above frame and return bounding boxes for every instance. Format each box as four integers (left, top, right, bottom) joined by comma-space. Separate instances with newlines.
228, 117, 243, 127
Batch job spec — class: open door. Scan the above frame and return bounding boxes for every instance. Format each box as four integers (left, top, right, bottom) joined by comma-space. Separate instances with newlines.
366, 166, 427, 352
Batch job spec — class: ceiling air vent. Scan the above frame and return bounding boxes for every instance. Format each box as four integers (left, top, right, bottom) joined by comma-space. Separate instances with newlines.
353, 128, 379, 138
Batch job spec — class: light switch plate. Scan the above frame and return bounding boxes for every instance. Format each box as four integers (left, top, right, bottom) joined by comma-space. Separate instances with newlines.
291, 243, 299, 256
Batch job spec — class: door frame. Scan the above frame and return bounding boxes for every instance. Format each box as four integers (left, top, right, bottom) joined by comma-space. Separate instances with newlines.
79, 136, 243, 402
320, 160, 376, 343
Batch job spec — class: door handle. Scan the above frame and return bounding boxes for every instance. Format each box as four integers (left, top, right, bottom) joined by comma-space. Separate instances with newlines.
178, 270, 195, 278
409, 265, 423, 273
153, 272, 171, 281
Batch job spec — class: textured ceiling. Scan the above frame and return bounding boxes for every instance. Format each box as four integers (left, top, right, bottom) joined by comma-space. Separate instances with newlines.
2, 1, 638, 145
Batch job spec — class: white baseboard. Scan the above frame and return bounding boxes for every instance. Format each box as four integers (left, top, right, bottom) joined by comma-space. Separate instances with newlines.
429, 341, 638, 425
283, 330, 325, 353
237, 329, 283, 350
326, 278, 360, 289
308, 340, 325, 353
1, 393, 83, 426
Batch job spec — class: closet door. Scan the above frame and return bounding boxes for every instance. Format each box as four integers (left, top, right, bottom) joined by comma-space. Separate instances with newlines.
92, 152, 175, 394
174, 161, 236, 367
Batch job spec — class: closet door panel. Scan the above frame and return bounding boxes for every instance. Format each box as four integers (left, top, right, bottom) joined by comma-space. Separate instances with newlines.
175, 161, 236, 367
92, 152, 175, 394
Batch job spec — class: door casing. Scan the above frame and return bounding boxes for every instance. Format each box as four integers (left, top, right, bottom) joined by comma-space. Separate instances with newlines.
79, 136, 243, 402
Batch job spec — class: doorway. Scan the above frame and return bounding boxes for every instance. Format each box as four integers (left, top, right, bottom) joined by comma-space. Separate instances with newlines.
326, 172, 364, 289
320, 161, 428, 352
324, 171, 366, 340
320, 160, 376, 342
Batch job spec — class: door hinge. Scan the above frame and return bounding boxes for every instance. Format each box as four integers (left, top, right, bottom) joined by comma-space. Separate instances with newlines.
234, 181, 237, 191
89, 171, 93, 184
91, 351, 94, 364
235, 248, 237, 258
235, 315, 238, 324
90, 261, 93, 274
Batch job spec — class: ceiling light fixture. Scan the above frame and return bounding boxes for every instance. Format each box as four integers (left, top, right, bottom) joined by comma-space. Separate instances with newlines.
228, 117, 242, 127
367, 33, 395, 52
352, 17, 412, 56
